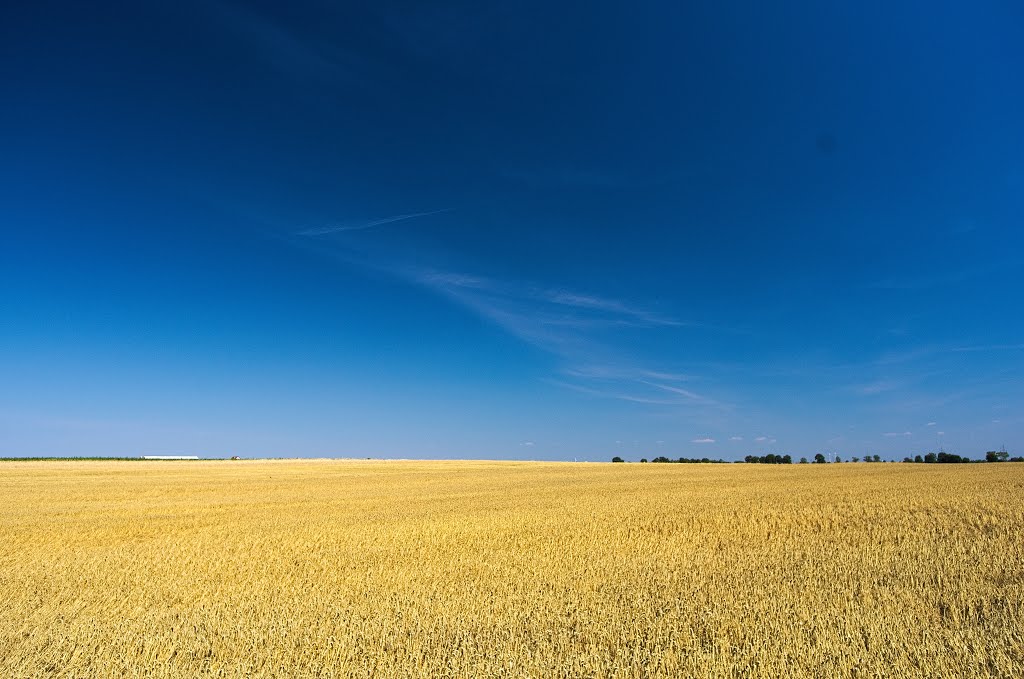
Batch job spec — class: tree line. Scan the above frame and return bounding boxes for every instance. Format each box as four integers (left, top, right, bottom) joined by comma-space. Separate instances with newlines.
611, 456, 730, 464
900, 450, 1023, 463
611, 450, 1021, 463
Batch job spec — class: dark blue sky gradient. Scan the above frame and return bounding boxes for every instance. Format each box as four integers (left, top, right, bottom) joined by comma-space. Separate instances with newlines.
2, 1, 1022, 459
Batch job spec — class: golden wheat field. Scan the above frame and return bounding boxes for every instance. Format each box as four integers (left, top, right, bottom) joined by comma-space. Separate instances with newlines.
1, 460, 1021, 677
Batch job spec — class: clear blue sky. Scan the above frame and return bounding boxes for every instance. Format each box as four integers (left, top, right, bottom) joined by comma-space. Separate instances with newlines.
2, 1, 1022, 460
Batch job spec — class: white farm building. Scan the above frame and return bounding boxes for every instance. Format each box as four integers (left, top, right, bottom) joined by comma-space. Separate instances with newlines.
141, 455, 199, 460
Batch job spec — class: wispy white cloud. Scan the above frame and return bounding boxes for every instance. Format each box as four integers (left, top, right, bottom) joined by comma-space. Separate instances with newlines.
638, 370, 693, 382
396, 266, 733, 413
413, 267, 678, 332
755, 436, 768, 442
882, 390, 971, 412
412, 271, 688, 342
729, 436, 743, 441
545, 380, 687, 406
639, 380, 718, 406
299, 209, 451, 236
926, 421, 937, 427
291, 230, 729, 417
853, 379, 903, 395
692, 437, 715, 444
418, 271, 491, 289
870, 347, 942, 366
883, 431, 912, 437
951, 343, 1024, 352
542, 291, 683, 327
561, 365, 692, 382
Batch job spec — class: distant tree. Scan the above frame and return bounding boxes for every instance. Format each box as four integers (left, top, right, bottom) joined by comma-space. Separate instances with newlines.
924, 452, 937, 463
835, 455, 843, 463
852, 457, 860, 463
611, 456, 625, 463
640, 458, 648, 463
782, 454, 792, 464
800, 457, 808, 464
914, 454, 923, 463
814, 453, 826, 464
1010, 457, 1024, 463
872, 454, 881, 463
903, 457, 913, 463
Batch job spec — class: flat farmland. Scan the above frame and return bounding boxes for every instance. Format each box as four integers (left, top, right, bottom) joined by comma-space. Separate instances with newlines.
1, 460, 1021, 677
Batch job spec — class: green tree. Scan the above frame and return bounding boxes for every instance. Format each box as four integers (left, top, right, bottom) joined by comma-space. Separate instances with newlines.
814, 453, 826, 464
800, 457, 808, 464
611, 456, 625, 463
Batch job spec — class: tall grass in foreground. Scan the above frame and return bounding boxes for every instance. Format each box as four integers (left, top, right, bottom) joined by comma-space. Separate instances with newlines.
1, 461, 1021, 677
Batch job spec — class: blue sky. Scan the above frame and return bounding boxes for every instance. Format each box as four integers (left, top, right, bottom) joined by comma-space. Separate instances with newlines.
2, 1, 1022, 460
